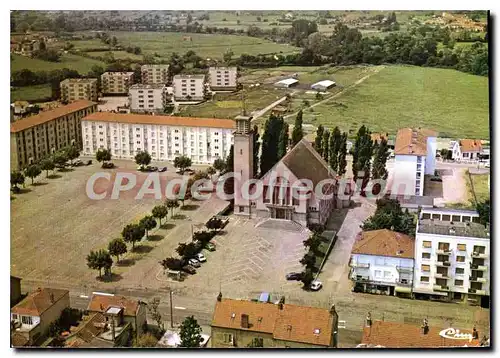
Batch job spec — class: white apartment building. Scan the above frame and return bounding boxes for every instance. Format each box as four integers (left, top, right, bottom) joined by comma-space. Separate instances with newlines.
349, 229, 415, 298
208, 66, 238, 91
141, 64, 169, 84
128, 84, 169, 114
413, 208, 490, 307
101, 72, 134, 95
173, 74, 206, 101
81, 112, 234, 164
392, 128, 437, 197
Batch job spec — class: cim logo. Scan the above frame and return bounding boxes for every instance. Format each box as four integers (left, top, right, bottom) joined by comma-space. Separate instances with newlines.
438, 328, 473, 342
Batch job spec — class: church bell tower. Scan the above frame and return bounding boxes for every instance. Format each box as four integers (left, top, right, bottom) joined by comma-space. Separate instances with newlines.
233, 114, 254, 216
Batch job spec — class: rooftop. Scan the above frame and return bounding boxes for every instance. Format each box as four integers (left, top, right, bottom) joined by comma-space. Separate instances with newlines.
460, 139, 483, 152
418, 219, 489, 238
394, 128, 436, 156
311, 80, 335, 87
362, 321, 482, 348
141, 64, 169, 68
102, 71, 134, 76
87, 293, 140, 317
275, 78, 299, 86
173, 74, 206, 79
209, 66, 237, 71
61, 78, 97, 84
10, 100, 96, 133
352, 229, 415, 259
82, 112, 236, 130
11, 287, 69, 316
212, 298, 336, 346
129, 83, 166, 90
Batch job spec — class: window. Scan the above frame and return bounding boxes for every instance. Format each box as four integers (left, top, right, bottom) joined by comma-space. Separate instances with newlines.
384, 271, 391, 278
454, 279, 464, 286
455, 268, 465, 275
423, 241, 432, 248
420, 276, 430, 282
374, 270, 382, 278
438, 242, 450, 250
421, 264, 430, 272
223, 333, 234, 344
21, 316, 33, 325
456, 255, 465, 262
422, 252, 431, 259
457, 244, 466, 251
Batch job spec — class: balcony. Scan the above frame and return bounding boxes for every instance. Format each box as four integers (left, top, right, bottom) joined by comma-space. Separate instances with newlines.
471, 252, 488, 259
469, 276, 487, 283
433, 285, 450, 292
436, 261, 451, 267
470, 263, 487, 271
435, 272, 450, 279
396, 280, 412, 287
350, 262, 370, 269
468, 288, 487, 295
396, 266, 413, 273
436, 249, 451, 255
350, 274, 370, 282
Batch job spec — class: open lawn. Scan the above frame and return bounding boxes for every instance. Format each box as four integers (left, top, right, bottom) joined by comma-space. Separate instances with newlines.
11, 84, 52, 102
85, 50, 144, 61
11, 53, 106, 74
467, 172, 490, 204
301, 65, 489, 139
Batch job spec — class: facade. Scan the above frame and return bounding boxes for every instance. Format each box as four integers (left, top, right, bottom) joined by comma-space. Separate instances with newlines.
311, 80, 336, 91
173, 74, 206, 101
349, 229, 415, 297
60, 78, 98, 103
87, 293, 147, 337
11, 276, 22, 307
128, 84, 169, 113
211, 295, 338, 348
81, 112, 234, 164
10, 100, 98, 171
141, 64, 169, 84
450, 139, 483, 161
392, 128, 437, 197
11, 288, 70, 346
208, 66, 238, 91
101, 72, 134, 95
413, 208, 490, 306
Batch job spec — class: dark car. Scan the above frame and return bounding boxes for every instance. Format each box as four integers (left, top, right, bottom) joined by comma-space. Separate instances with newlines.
430, 177, 443, 182
286, 272, 303, 281
182, 265, 197, 275
147, 166, 158, 172
71, 159, 84, 167
101, 162, 115, 169
158, 167, 167, 172
86, 160, 93, 166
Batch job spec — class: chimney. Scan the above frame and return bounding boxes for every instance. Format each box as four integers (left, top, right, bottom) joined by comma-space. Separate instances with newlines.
472, 325, 479, 340
421, 318, 429, 335
241, 314, 249, 329
366, 312, 372, 327
217, 292, 222, 302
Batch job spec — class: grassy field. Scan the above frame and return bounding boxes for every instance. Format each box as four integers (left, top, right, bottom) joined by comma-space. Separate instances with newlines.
11, 53, 105, 74
11, 84, 52, 102
85, 50, 144, 61
300, 65, 489, 139
467, 172, 490, 204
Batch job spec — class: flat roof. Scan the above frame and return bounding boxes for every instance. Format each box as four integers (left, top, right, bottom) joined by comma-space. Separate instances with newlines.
311, 80, 335, 87
61, 78, 97, 83
83, 112, 236, 130
276, 78, 299, 85
174, 74, 205, 79
420, 208, 479, 215
102, 71, 134, 76
129, 84, 166, 90
418, 219, 489, 238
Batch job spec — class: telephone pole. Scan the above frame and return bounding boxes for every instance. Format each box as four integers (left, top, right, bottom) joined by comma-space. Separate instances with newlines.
169, 287, 174, 329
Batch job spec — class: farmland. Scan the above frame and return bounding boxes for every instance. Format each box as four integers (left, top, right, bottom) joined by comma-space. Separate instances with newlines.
11, 84, 52, 102
10, 53, 105, 74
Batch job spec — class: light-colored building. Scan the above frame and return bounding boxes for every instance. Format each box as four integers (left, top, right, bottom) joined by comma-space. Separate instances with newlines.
11, 288, 70, 346
449, 139, 483, 161
349, 229, 415, 297
392, 128, 437, 197
208, 66, 238, 91
81, 112, 235, 164
173, 74, 206, 101
101, 72, 134, 95
10, 100, 98, 171
413, 208, 490, 306
141, 64, 169, 85
211, 294, 339, 348
61, 78, 98, 103
311, 80, 336, 91
128, 84, 169, 113
274, 78, 299, 88
87, 292, 147, 337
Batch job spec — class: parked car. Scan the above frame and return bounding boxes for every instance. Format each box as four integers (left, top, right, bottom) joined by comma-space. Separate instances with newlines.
188, 258, 201, 268
182, 265, 197, 274
86, 160, 92, 166
430, 176, 443, 182
195, 253, 206, 262
310, 280, 323, 291
158, 167, 167, 172
205, 242, 216, 252
137, 165, 146, 171
146, 166, 158, 172
101, 162, 115, 169
71, 159, 83, 167
286, 272, 303, 281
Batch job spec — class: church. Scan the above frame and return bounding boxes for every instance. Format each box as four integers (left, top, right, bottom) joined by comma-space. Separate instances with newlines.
232, 115, 351, 227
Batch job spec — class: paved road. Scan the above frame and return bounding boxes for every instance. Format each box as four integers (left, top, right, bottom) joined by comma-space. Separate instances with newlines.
250, 96, 287, 121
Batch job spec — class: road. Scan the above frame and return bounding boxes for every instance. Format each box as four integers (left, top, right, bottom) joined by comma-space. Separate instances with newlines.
250, 96, 288, 121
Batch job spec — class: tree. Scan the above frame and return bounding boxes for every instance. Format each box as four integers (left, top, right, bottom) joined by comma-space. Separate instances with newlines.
147, 297, 164, 332
96, 148, 112, 163
152, 205, 168, 226
135, 150, 152, 167
25, 164, 41, 185
371, 138, 390, 180
291, 110, 304, 146
362, 198, 416, 236
476, 199, 490, 226
108, 238, 127, 263
65, 145, 80, 165
168, 52, 185, 77
328, 127, 341, 173
179, 316, 203, 348
213, 158, 226, 173
86, 249, 113, 278
352, 125, 373, 192
206, 217, 223, 232
314, 125, 324, 155
260, 114, 285, 175
140, 215, 157, 239
11, 171, 25, 191
135, 333, 158, 347
223, 49, 234, 63
40, 158, 55, 178
174, 155, 192, 174
160, 257, 184, 270
300, 252, 317, 272
176, 242, 199, 260
224, 145, 235, 195
321, 129, 330, 163
165, 199, 180, 217
338, 132, 348, 176
301, 269, 314, 288
53, 151, 68, 168
277, 122, 289, 159
253, 125, 260, 177
303, 233, 322, 254
121, 223, 145, 249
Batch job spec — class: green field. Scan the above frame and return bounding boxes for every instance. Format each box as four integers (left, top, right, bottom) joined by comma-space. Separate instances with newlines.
11, 84, 52, 102
468, 172, 490, 204
85, 50, 144, 61
300, 65, 489, 139
11, 53, 105, 74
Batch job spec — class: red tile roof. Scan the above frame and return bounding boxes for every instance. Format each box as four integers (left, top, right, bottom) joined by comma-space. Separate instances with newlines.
82, 112, 236, 130
212, 298, 336, 346
11, 288, 69, 316
87, 293, 140, 317
394, 128, 436, 156
10, 100, 96, 133
362, 321, 482, 348
460, 139, 483, 153
351, 229, 415, 259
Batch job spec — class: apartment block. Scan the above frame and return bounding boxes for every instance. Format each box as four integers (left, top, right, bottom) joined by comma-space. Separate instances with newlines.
129, 84, 169, 113
141, 64, 169, 84
60, 78, 98, 103
413, 208, 490, 307
208, 66, 238, 91
81, 112, 234, 164
172, 74, 206, 101
10, 100, 97, 171
101, 72, 134, 95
